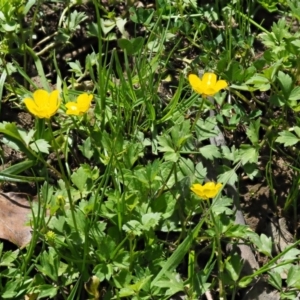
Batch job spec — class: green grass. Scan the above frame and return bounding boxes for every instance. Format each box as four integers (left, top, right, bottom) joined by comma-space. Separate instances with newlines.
1, 0, 300, 299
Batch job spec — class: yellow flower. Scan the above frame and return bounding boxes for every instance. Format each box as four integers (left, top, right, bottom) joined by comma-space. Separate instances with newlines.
23, 89, 60, 118
188, 73, 228, 97
191, 182, 222, 200
65, 93, 93, 116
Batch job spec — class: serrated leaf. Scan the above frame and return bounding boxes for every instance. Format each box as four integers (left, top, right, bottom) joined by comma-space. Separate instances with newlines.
71, 166, 88, 192
211, 196, 233, 215
276, 131, 300, 146
100, 18, 116, 36
141, 213, 161, 230
287, 265, 300, 289
79, 137, 94, 159
157, 135, 174, 152
68, 61, 82, 74
246, 119, 260, 145
30, 139, 50, 154
294, 126, 300, 138
218, 169, 238, 186
0, 250, 19, 267
237, 145, 258, 165
22, 129, 35, 146
0, 123, 35, 159
195, 162, 207, 182
281, 248, 300, 261
199, 145, 221, 160
225, 253, 243, 281
289, 86, 300, 101
258, 234, 272, 257
277, 71, 292, 98
268, 271, 282, 290
122, 220, 143, 236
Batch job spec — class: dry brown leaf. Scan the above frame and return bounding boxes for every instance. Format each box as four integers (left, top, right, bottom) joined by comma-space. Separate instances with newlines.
0, 192, 34, 248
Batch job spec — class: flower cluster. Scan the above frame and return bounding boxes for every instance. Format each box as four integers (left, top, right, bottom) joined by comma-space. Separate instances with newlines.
191, 182, 222, 200
188, 73, 227, 97
23, 89, 93, 119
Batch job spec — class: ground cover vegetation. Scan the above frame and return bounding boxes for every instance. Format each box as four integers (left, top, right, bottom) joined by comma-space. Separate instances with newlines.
1, 0, 300, 299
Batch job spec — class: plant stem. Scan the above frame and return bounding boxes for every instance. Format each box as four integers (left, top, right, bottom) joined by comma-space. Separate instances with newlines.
47, 119, 78, 232
210, 209, 226, 300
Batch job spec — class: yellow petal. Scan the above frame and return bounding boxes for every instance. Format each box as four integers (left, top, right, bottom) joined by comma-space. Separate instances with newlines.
202, 73, 217, 87
48, 90, 60, 108
65, 102, 80, 115
215, 80, 228, 92
203, 87, 217, 97
203, 182, 216, 189
188, 74, 205, 95
205, 187, 220, 198
76, 93, 92, 112
24, 98, 40, 116
215, 183, 222, 190
33, 89, 50, 107
191, 184, 208, 199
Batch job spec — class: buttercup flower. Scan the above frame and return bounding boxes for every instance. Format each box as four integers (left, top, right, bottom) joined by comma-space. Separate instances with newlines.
65, 93, 93, 116
23, 89, 60, 118
188, 73, 228, 97
191, 182, 222, 200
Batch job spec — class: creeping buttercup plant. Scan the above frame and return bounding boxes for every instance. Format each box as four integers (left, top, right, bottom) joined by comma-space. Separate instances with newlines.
2, 1, 300, 299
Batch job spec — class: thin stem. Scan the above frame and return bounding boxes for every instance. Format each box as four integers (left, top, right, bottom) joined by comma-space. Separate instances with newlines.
47, 119, 78, 232
210, 209, 226, 300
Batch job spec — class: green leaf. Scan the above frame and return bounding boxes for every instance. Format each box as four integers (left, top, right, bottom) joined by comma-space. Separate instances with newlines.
100, 18, 116, 36
211, 197, 233, 215
122, 220, 143, 236
276, 131, 300, 146
129, 7, 154, 24
243, 163, 260, 180
277, 71, 292, 98
225, 253, 243, 281
79, 137, 94, 159
36, 247, 59, 282
0, 160, 36, 175
238, 275, 253, 288
0, 250, 19, 267
154, 272, 184, 296
0, 122, 36, 159
281, 248, 300, 261
157, 135, 174, 152
287, 265, 300, 289
117, 37, 144, 55
30, 139, 50, 154
71, 166, 89, 192
245, 74, 269, 85
151, 217, 204, 287
218, 169, 238, 186
195, 162, 207, 182
289, 86, 300, 101
199, 145, 221, 160
26, 45, 51, 91
0, 173, 44, 183
258, 234, 272, 257
36, 285, 58, 298
195, 117, 218, 141
246, 119, 260, 145
68, 61, 83, 75
93, 263, 113, 281
141, 213, 161, 230
294, 126, 300, 138
237, 144, 258, 165
268, 271, 282, 290
152, 192, 176, 219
